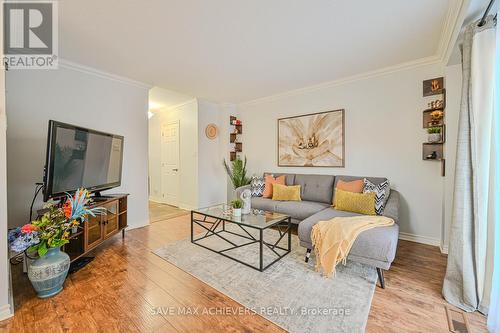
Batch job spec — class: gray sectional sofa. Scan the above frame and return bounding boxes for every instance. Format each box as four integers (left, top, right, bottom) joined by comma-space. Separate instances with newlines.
236, 173, 400, 288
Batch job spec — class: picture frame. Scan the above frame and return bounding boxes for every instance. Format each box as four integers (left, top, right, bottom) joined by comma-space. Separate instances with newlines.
277, 109, 345, 167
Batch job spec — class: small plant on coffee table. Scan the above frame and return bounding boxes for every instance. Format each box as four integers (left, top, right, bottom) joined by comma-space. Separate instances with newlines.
230, 199, 243, 209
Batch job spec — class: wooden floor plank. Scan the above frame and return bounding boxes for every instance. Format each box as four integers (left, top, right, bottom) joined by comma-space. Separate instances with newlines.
1, 209, 488, 332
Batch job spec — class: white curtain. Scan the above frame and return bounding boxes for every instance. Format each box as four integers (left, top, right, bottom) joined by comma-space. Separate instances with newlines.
487, 12, 500, 333
443, 16, 496, 313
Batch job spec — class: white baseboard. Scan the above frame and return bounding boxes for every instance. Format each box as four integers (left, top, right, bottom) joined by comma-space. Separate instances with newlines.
148, 196, 164, 203
399, 232, 441, 247
439, 245, 449, 254
178, 204, 196, 211
0, 304, 13, 322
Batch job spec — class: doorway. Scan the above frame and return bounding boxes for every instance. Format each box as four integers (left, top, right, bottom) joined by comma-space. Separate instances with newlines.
161, 121, 180, 206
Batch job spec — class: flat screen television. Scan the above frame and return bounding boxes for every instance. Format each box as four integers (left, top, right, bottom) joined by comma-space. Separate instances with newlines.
43, 120, 124, 201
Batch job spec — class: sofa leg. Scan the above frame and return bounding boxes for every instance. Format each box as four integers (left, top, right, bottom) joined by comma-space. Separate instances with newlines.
305, 249, 312, 263
376, 268, 385, 289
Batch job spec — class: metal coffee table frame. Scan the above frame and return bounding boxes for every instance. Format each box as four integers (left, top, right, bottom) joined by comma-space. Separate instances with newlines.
191, 210, 292, 272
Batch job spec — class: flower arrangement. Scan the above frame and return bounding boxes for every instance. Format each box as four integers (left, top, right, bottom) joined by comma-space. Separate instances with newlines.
8, 188, 105, 257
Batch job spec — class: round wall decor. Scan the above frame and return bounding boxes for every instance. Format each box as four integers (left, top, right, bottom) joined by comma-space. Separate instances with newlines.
205, 124, 218, 139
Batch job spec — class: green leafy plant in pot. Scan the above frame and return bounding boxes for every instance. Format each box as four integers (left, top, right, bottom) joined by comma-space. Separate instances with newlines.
223, 156, 251, 190
230, 199, 243, 217
427, 126, 442, 143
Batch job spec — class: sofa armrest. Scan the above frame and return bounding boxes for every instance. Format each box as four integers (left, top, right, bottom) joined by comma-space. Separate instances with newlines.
235, 185, 251, 199
383, 189, 400, 223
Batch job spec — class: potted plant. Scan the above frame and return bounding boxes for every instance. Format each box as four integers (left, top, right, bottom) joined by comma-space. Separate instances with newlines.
8, 188, 104, 298
230, 199, 243, 217
223, 157, 251, 190
427, 126, 442, 143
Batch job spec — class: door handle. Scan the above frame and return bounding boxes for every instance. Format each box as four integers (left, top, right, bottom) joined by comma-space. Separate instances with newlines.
172, 168, 178, 171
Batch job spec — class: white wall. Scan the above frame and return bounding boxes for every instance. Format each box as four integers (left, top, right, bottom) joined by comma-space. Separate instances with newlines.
197, 100, 230, 208
238, 63, 460, 244
0, 34, 12, 319
149, 99, 231, 209
6, 65, 150, 230
149, 100, 199, 209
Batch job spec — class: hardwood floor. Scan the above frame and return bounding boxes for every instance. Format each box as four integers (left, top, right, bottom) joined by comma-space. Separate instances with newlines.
149, 201, 189, 223
1, 213, 488, 332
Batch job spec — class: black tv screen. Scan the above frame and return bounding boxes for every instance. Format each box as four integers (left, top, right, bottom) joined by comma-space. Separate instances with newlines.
43, 120, 124, 201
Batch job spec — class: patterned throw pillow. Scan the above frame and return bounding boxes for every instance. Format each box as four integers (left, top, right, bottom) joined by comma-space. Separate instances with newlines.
363, 179, 390, 215
250, 176, 265, 197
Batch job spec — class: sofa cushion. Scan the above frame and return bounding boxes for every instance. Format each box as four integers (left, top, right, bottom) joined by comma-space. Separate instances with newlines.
274, 200, 330, 221
264, 172, 295, 185
333, 175, 387, 204
294, 174, 335, 204
298, 207, 399, 264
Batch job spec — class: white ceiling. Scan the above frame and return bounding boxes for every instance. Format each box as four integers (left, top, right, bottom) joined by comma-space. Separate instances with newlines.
60, 0, 454, 103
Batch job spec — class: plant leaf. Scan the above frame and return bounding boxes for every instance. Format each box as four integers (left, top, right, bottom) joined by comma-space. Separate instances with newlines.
38, 242, 48, 257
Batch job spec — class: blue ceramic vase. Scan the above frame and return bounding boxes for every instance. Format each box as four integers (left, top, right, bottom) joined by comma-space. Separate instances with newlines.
27, 247, 70, 298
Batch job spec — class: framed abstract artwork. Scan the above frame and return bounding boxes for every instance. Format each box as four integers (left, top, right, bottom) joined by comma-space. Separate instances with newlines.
277, 110, 345, 167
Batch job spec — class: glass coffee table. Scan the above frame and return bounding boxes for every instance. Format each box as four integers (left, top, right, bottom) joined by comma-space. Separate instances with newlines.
191, 205, 292, 272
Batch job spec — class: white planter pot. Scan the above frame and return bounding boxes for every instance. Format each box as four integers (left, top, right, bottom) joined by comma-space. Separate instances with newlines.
428, 133, 441, 143
232, 208, 242, 217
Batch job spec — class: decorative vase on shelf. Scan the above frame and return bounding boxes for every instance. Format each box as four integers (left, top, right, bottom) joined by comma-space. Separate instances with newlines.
28, 247, 70, 298
428, 133, 441, 143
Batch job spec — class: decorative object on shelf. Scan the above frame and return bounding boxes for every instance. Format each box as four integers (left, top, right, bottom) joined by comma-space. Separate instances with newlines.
205, 123, 218, 139
423, 77, 444, 96
223, 156, 251, 189
8, 188, 104, 298
426, 151, 438, 160
230, 199, 243, 217
240, 189, 252, 214
430, 110, 444, 124
427, 126, 442, 143
278, 109, 345, 167
427, 99, 444, 109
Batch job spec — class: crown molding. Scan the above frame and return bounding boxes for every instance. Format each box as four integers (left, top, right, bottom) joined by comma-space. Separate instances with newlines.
167, 98, 198, 110
437, 0, 470, 64
239, 54, 441, 107
58, 59, 152, 90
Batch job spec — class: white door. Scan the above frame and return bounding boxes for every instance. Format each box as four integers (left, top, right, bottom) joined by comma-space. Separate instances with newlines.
161, 121, 180, 206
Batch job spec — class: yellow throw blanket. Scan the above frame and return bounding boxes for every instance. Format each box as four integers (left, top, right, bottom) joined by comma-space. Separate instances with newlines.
311, 216, 394, 277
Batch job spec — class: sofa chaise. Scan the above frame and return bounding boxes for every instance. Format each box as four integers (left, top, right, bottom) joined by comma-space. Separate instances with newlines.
236, 173, 400, 288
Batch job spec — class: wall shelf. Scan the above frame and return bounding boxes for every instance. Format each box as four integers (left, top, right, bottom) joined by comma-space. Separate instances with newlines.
422, 84, 446, 176
229, 116, 242, 161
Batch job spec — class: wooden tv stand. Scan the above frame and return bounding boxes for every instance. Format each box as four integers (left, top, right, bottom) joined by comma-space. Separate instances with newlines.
62, 194, 129, 262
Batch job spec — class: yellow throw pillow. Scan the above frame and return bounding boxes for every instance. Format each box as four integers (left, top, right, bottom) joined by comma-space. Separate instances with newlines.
272, 184, 301, 201
335, 189, 376, 215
